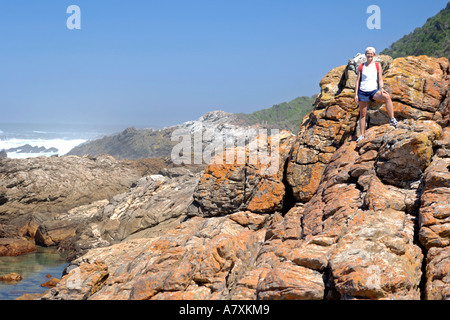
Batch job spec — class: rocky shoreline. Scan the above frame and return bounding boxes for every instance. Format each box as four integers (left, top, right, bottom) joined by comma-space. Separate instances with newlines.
0, 54, 449, 300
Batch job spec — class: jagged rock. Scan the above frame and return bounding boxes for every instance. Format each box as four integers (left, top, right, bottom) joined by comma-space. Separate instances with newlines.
34, 199, 110, 248
88, 170, 200, 248
256, 261, 325, 300
382, 56, 450, 124
189, 131, 295, 217
0, 155, 183, 258
230, 56, 447, 300
249, 125, 428, 299
373, 120, 441, 188
424, 247, 450, 300
42, 213, 269, 300
287, 55, 449, 203
42, 260, 109, 300
35, 168, 201, 260
0, 155, 142, 232
30, 55, 450, 300
419, 154, 450, 249
329, 209, 423, 300
418, 126, 450, 300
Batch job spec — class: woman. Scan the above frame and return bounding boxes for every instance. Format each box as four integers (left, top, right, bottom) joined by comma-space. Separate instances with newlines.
354, 47, 398, 142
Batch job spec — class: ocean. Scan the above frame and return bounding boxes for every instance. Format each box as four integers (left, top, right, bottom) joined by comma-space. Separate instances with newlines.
0, 123, 127, 159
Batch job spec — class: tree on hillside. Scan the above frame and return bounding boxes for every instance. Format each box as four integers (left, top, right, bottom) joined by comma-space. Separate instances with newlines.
381, 2, 450, 60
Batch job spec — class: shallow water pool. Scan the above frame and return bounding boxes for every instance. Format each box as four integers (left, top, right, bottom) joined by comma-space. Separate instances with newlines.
0, 246, 68, 300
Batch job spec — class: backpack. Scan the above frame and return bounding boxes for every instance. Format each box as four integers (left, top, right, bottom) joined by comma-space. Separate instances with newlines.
359, 62, 380, 74
359, 62, 380, 89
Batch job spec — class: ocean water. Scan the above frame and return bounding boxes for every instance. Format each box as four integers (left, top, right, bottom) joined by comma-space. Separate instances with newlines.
0, 123, 127, 159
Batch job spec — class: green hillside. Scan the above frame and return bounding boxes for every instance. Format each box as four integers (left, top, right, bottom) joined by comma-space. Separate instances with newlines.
381, 2, 450, 60
235, 95, 317, 134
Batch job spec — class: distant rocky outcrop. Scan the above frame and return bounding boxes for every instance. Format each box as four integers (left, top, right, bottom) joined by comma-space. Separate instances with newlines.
0, 150, 7, 158
67, 111, 263, 160
2, 54, 449, 300
67, 126, 176, 160
6, 144, 58, 154
67, 108, 313, 161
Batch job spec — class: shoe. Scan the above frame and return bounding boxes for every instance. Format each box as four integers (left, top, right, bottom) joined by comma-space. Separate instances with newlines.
356, 135, 365, 143
390, 118, 398, 127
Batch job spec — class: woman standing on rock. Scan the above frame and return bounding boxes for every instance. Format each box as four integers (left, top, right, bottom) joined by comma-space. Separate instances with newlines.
354, 47, 398, 142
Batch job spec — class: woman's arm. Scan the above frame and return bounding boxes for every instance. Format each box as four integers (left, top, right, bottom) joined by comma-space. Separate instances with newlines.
378, 66, 385, 92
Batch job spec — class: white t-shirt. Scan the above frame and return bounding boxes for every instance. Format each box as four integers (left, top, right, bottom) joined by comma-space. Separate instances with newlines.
359, 63, 379, 92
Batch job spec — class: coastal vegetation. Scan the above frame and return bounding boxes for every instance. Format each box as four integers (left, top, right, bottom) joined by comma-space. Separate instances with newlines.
381, 2, 450, 60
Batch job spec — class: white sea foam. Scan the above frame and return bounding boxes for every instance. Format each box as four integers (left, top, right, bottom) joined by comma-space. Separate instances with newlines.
0, 138, 86, 159
0, 123, 126, 159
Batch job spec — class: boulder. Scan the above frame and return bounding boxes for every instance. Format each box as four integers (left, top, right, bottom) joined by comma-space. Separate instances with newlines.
0, 238, 36, 256
34, 199, 109, 248
373, 120, 441, 188
329, 209, 423, 300
419, 154, 450, 250
256, 261, 325, 300
424, 247, 450, 300
0, 272, 22, 283
41, 277, 60, 288
190, 130, 295, 216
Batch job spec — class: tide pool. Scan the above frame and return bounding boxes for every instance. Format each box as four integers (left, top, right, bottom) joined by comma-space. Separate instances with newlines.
0, 246, 68, 300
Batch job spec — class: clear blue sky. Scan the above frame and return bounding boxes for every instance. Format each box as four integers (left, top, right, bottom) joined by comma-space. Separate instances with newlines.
0, 0, 448, 128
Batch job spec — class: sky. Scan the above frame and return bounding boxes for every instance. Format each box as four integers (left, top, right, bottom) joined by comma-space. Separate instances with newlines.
0, 0, 448, 128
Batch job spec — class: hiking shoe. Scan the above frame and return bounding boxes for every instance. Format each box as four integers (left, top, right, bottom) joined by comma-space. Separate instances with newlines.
390, 118, 398, 127
356, 135, 365, 143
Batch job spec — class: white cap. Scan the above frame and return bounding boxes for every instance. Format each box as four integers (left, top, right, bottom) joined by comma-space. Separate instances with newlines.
365, 47, 377, 54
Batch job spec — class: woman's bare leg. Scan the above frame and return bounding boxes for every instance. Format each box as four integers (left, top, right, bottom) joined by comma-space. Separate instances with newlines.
373, 90, 395, 119
359, 101, 368, 137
